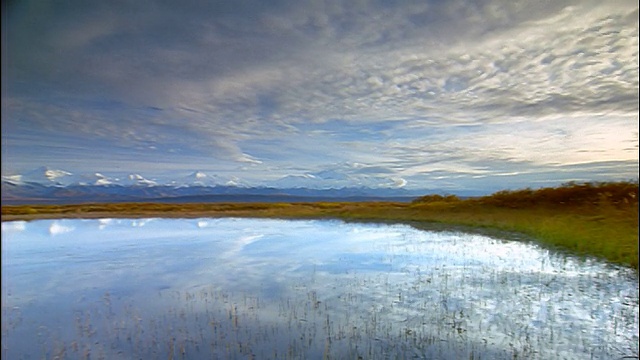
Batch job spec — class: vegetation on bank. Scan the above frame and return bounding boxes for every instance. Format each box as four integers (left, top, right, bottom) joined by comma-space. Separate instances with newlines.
2, 181, 638, 270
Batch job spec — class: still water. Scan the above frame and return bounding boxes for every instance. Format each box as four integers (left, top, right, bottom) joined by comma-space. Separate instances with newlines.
2, 218, 638, 359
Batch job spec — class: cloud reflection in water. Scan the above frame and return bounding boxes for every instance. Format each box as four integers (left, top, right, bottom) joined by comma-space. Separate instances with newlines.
1, 218, 638, 359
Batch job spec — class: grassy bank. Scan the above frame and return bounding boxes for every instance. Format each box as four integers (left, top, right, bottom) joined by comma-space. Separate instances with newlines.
2, 182, 638, 270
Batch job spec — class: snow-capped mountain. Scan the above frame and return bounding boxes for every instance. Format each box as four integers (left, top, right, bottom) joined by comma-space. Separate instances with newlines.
4, 167, 251, 188
179, 171, 227, 187
120, 174, 159, 187
270, 171, 404, 190
272, 174, 320, 188
311, 169, 350, 181
224, 176, 248, 187
69, 172, 116, 186
1, 174, 24, 185
271, 170, 368, 189
4, 166, 405, 190
92, 173, 114, 186
5, 167, 118, 187
170, 171, 249, 188
20, 166, 76, 186
1, 167, 430, 205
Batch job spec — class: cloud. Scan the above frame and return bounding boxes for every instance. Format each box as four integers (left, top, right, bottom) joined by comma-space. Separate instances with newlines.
2, 221, 27, 233
49, 222, 74, 236
98, 218, 113, 230
2, 0, 638, 191
7, 0, 636, 122
386, 114, 638, 173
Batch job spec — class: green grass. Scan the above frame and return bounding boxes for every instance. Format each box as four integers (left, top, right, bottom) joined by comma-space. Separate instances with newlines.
2, 181, 638, 270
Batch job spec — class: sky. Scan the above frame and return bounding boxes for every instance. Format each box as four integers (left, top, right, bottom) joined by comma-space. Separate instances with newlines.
2, 0, 638, 194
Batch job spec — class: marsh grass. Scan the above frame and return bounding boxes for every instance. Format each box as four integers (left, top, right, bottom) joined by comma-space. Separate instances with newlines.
2, 181, 638, 269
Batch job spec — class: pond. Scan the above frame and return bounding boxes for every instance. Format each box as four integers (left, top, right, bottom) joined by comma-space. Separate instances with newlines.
1, 218, 638, 359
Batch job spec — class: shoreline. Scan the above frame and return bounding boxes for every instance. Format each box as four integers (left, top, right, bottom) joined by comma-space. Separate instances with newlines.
2, 201, 638, 271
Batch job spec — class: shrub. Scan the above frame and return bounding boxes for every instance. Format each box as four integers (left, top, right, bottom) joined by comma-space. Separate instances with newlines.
412, 194, 460, 204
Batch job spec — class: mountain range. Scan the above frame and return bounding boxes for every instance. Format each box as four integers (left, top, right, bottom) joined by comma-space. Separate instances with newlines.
1, 167, 439, 205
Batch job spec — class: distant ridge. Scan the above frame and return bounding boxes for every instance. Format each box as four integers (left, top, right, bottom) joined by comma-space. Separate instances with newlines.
1, 181, 423, 205
145, 194, 418, 204
2, 167, 482, 205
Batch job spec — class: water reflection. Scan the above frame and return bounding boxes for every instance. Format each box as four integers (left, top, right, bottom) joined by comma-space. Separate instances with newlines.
2, 218, 638, 359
